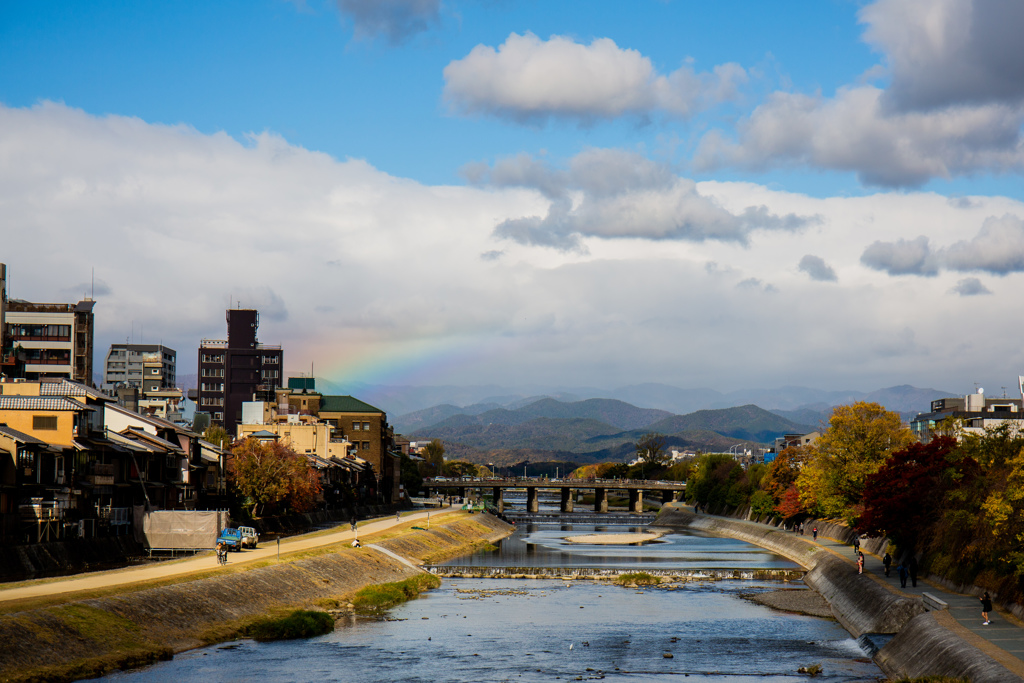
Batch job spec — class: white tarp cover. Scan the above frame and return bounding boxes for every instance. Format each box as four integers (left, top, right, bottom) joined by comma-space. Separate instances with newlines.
134, 507, 229, 549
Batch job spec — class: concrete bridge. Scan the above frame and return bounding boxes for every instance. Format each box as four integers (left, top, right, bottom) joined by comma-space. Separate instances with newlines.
423, 477, 686, 513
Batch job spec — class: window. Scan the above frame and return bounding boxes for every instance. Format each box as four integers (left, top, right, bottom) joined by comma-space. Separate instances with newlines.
362, 442, 370, 450
213, 412, 223, 421
363, 422, 370, 430
352, 422, 361, 431
33, 415, 58, 430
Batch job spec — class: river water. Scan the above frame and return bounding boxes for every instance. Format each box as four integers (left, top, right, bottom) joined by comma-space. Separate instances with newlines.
98, 522, 885, 683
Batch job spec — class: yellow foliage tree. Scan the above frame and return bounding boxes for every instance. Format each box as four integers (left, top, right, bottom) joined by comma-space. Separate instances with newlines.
796, 401, 914, 520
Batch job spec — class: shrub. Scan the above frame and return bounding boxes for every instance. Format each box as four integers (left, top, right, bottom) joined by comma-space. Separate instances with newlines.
351, 574, 442, 614
245, 610, 334, 641
616, 572, 661, 586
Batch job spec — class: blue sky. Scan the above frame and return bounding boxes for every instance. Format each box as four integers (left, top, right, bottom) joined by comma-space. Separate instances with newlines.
2, 0, 1024, 398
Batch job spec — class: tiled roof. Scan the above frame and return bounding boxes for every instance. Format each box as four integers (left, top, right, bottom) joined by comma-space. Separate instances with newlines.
39, 379, 112, 401
318, 395, 383, 414
0, 396, 87, 411
0, 424, 47, 445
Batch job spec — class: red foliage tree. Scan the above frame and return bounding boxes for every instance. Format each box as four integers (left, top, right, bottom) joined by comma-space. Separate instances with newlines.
775, 485, 803, 519
856, 436, 957, 549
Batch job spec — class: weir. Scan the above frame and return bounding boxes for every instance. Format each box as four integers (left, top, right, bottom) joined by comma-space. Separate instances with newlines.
425, 565, 807, 581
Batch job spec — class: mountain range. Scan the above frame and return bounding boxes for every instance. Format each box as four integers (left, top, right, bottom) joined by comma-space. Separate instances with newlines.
401, 398, 818, 467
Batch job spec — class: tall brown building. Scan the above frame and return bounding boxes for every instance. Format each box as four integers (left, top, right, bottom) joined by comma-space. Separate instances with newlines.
197, 309, 282, 433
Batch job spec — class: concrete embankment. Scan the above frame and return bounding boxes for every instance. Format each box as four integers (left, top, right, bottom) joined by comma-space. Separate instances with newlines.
0, 512, 512, 683
427, 565, 805, 581
655, 506, 1022, 683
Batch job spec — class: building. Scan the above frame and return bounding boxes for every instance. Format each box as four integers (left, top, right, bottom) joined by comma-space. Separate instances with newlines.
0, 263, 95, 386
911, 389, 1024, 441
102, 344, 176, 392
196, 309, 283, 433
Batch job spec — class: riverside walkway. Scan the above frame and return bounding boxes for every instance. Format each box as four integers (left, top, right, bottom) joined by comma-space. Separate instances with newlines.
0, 507, 453, 605
677, 504, 1024, 677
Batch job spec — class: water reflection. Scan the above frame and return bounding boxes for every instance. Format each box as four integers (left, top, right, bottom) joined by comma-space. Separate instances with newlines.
444, 523, 801, 570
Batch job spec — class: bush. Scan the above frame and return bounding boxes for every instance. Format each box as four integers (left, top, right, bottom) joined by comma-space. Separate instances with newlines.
351, 574, 442, 614
245, 610, 334, 641
616, 572, 661, 586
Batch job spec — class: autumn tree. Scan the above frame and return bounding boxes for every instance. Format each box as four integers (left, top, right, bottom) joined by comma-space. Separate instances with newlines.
797, 402, 914, 521
228, 438, 322, 517
442, 460, 478, 478
857, 436, 958, 549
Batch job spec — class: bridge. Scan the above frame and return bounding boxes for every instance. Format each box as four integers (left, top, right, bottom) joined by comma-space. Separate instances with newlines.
423, 477, 686, 513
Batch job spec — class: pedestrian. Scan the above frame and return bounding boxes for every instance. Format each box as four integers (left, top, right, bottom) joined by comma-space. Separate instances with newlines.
908, 555, 918, 587
981, 591, 993, 625
853, 535, 860, 555
883, 551, 892, 577
812, 526, 818, 541
396, 510, 401, 523
857, 551, 864, 574
897, 563, 908, 588
800, 523, 805, 536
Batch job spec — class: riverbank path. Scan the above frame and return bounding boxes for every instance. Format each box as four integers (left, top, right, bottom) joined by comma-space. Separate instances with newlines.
0, 507, 457, 605
681, 505, 1024, 677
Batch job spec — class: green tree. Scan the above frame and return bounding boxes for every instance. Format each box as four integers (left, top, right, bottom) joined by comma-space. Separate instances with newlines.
635, 432, 668, 466
203, 424, 233, 450
419, 439, 445, 478
228, 438, 321, 517
796, 401, 914, 521
400, 452, 423, 499
442, 460, 478, 478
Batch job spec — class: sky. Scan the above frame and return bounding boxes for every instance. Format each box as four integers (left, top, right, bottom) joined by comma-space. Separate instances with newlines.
2, 0, 1024, 396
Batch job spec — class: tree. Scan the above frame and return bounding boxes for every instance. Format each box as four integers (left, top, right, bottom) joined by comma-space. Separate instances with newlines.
441, 460, 478, 478
857, 436, 957, 549
419, 439, 445, 478
796, 402, 914, 521
635, 432, 669, 466
203, 424, 232, 450
227, 438, 321, 517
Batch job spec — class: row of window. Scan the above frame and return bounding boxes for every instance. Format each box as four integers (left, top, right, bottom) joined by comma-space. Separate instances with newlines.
262, 356, 279, 364
201, 383, 225, 392
7, 324, 72, 339
201, 367, 225, 377
201, 397, 224, 406
262, 370, 279, 379
351, 421, 371, 431
202, 354, 225, 363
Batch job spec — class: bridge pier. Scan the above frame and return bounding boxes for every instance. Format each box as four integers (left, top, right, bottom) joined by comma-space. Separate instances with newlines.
527, 487, 539, 513
493, 487, 504, 513
457, 487, 466, 502
629, 489, 643, 513
662, 490, 677, 504
560, 487, 574, 513
594, 488, 607, 513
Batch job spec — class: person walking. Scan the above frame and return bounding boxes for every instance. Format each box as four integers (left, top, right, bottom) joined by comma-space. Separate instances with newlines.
981, 591, 993, 625
853, 535, 861, 555
812, 526, 818, 541
897, 563, 908, 588
396, 510, 401, 523
882, 552, 892, 577
857, 552, 865, 574
908, 555, 918, 587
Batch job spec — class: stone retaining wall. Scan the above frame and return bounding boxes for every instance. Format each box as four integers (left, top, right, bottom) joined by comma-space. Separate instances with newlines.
655, 506, 1021, 682
0, 513, 513, 683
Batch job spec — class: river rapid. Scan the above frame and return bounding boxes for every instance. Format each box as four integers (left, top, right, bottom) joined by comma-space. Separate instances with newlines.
98, 521, 886, 682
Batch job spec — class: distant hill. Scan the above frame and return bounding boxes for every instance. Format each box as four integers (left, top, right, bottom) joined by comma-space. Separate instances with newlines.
645, 404, 816, 443
409, 400, 806, 466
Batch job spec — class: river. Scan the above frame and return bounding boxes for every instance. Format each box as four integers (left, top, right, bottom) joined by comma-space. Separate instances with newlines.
98, 521, 885, 682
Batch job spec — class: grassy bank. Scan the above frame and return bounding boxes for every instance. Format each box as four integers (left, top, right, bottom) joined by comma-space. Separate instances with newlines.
351, 574, 442, 614
0, 511, 513, 683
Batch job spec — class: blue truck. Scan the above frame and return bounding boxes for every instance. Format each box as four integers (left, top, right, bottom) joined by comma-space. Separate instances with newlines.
216, 527, 244, 551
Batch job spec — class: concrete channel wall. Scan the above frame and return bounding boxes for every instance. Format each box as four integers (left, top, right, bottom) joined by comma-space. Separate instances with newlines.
654, 506, 1022, 683
0, 513, 513, 683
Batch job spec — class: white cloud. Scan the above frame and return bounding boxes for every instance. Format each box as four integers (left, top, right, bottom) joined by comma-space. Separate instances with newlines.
443, 32, 747, 124
469, 148, 818, 250
5, 101, 1024, 393
333, 0, 441, 44
861, 236, 940, 276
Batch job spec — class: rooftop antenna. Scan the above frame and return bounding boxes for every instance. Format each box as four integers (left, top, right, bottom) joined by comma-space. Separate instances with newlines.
91, 268, 94, 300
1003, 387, 1008, 398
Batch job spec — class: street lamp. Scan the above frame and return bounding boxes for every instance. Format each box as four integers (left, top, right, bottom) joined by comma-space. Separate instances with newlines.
488, 462, 495, 478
